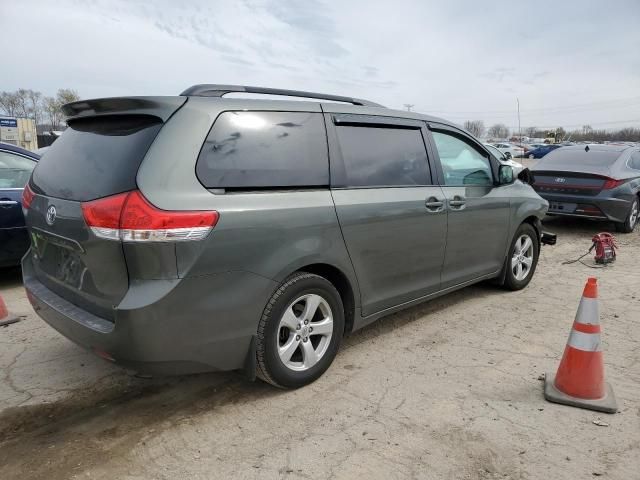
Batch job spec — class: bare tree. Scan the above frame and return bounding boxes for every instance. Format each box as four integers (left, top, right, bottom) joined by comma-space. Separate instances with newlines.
42, 89, 81, 130
56, 88, 80, 105
0, 91, 20, 116
524, 126, 537, 138
565, 127, 640, 142
556, 127, 566, 141
43, 96, 64, 130
463, 120, 485, 138
0, 88, 79, 131
26, 90, 44, 126
488, 123, 509, 139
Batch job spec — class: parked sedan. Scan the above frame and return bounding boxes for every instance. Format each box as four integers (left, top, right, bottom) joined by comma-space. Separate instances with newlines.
526, 144, 561, 159
491, 142, 524, 159
531, 144, 640, 232
484, 144, 525, 174
0, 143, 39, 267
523, 143, 547, 153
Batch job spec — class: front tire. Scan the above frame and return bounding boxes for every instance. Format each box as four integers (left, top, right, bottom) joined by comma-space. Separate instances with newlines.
256, 272, 344, 388
615, 197, 639, 233
502, 223, 539, 291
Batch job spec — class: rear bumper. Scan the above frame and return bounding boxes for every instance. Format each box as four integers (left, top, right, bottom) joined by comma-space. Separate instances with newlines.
536, 192, 632, 223
22, 253, 277, 375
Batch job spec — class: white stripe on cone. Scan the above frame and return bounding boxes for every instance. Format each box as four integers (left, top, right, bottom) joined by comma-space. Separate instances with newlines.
575, 297, 600, 326
567, 330, 602, 352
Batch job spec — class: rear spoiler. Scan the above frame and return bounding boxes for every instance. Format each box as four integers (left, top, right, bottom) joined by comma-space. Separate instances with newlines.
62, 96, 187, 122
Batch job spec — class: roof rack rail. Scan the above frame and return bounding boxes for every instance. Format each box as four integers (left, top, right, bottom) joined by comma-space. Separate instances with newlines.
180, 84, 384, 107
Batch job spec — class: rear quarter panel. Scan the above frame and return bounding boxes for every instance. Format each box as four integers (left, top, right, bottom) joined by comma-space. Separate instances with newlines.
136, 97, 360, 303
507, 181, 548, 238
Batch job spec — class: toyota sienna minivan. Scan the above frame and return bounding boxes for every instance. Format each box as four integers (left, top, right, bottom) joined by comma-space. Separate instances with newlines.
22, 85, 550, 388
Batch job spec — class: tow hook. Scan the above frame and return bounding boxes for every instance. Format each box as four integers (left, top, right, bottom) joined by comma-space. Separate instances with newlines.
541, 231, 557, 246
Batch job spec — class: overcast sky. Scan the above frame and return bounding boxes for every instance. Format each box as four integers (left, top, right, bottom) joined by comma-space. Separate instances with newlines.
2, 0, 639, 131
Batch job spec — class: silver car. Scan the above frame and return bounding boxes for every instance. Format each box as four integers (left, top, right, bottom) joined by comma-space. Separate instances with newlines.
22, 85, 550, 388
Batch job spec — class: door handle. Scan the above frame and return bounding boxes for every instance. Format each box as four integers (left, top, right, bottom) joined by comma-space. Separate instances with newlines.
425, 197, 445, 212
0, 200, 18, 205
449, 196, 466, 210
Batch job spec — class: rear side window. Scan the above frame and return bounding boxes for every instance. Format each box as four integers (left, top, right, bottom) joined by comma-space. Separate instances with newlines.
32, 115, 162, 201
335, 126, 430, 187
196, 111, 328, 190
0, 151, 36, 188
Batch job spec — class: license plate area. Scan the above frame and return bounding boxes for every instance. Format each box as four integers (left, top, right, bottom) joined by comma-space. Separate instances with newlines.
548, 202, 577, 213
31, 228, 86, 288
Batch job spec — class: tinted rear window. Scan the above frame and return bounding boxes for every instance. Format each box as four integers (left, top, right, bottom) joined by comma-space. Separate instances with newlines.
541, 148, 621, 166
335, 126, 430, 187
32, 115, 162, 201
196, 111, 328, 190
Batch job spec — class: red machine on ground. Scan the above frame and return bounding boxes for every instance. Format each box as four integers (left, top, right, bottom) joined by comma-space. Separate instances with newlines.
592, 233, 617, 264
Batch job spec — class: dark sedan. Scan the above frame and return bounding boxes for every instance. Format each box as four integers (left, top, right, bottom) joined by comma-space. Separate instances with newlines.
0, 143, 39, 267
531, 144, 640, 232
525, 144, 562, 159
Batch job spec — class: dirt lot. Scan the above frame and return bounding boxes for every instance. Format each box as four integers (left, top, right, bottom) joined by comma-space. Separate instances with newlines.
1, 216, 639, 480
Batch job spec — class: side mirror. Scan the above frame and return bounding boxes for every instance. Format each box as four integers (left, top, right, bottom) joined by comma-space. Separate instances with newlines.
498, 164, 514, 185
517, 168, 532, 184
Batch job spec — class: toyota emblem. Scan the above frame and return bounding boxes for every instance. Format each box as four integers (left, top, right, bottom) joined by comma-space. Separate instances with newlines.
46, 205, 57, 226
555, 177, 566, 183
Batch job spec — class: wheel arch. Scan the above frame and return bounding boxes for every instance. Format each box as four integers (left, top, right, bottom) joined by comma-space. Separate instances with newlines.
293, 263, 357, 335
497, 216, 542, 286
522, 215, 542, 241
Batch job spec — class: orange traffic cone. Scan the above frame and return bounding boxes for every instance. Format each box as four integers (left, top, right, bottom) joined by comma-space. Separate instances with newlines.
544, 277, 617, 413
0, 294, 20, 326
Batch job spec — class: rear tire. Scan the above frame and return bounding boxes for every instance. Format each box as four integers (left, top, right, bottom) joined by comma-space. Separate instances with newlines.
502, 223, 539, 291
615, 197, 638, 234
256, 272, 344, 388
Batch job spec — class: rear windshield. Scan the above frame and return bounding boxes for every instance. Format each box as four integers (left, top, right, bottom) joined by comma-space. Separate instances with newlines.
540, 148, 621, 167
32, 115, 162, 201
196, 111, 328, 190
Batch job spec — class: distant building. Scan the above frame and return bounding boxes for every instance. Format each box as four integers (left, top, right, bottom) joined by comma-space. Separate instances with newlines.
0, 117, 38, 151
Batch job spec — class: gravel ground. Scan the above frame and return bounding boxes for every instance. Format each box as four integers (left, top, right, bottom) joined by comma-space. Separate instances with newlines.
0, 216, 638, 480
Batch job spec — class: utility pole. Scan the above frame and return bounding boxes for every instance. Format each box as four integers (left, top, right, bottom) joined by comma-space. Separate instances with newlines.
517, 97, 522, 142
404, 104, 414, 112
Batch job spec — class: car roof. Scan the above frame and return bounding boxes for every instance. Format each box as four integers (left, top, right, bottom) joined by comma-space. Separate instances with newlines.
0, 142, 40, 160
177, 84, 456, 126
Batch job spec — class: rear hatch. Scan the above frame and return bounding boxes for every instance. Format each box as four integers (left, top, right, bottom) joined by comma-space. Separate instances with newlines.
26, 97, 186, 320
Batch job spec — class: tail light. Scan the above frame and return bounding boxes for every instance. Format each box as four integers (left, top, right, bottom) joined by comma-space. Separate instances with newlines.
81, 190, 219, 242
22, 184, 35, 209
602, 178, 625, 190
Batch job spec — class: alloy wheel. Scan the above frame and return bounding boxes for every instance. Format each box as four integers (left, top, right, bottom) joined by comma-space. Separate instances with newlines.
630, 199, 639, 227
511, 234, 534, 281
277, 294, 334, 371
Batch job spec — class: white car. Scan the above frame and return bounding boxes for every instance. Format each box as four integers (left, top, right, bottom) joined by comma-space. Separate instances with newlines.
491, 142, 524, 159
484, 144, 524, 174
